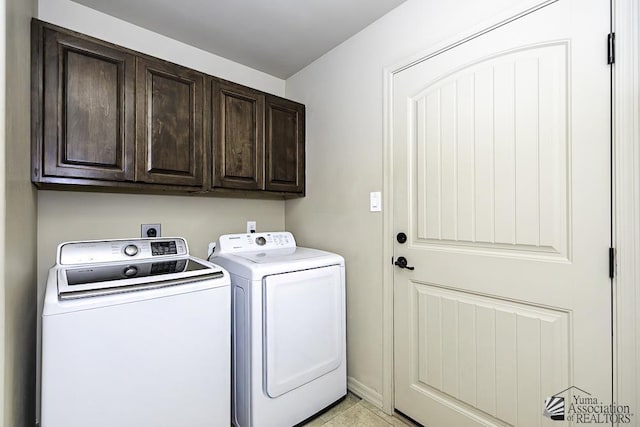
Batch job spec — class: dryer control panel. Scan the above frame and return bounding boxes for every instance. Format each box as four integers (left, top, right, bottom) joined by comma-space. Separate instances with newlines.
214, 232, 296, 255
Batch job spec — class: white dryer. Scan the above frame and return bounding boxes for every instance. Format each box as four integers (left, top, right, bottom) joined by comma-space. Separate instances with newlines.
40, 237, 231, 427
209, 232, 346, 427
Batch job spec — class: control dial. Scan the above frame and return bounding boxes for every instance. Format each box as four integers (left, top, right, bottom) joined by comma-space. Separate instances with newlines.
123, 244, 139, 257
123, 266, 138, 277
255, 236, 266, 246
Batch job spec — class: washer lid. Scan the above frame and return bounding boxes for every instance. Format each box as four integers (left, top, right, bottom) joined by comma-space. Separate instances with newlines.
233, 247, 326, 264
57, 257, 224, 300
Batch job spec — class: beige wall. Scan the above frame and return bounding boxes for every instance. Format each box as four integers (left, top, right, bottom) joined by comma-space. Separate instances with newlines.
4, 0, 38, 425
285, 0, 541, 403
0, 0, 6, 422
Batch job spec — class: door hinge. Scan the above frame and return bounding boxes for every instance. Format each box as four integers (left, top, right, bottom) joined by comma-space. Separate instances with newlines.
609, 247, 616, 279
608, 32, 615, 64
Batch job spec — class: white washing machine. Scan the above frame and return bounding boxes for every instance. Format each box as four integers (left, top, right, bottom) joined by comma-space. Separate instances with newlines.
40, 237, 231, 427
209, 232, 346, 427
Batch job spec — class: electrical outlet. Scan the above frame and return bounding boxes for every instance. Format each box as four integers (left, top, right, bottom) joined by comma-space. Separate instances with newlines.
141, 224, 161, 238
247, 221, 256, 234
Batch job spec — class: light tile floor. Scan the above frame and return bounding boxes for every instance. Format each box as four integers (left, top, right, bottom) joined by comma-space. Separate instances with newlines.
300, 393, 421, 427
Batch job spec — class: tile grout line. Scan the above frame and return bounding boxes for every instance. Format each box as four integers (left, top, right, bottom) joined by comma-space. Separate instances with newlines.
315, 401, 392, 426
303, 393, 417, 426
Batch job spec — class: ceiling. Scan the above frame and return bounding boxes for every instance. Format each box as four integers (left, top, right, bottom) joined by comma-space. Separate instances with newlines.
71, 0, 406, 79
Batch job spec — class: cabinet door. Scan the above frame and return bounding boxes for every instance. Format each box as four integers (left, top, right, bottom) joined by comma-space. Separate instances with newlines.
136, 57, 204, 186
212, 80, 264, 190
265, 96, 305, 194
41, 28, 135, 181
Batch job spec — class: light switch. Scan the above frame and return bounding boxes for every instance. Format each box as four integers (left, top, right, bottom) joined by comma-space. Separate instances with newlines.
370, 192, 382, 212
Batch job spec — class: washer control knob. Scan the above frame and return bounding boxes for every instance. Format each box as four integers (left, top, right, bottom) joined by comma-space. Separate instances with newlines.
255, 236, 266, 246
124, 244, 139, 257
123, 266, 138, 277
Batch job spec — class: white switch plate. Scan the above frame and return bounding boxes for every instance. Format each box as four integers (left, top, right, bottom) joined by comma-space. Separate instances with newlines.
370, 192, 382, 212
247, 221, 256, 233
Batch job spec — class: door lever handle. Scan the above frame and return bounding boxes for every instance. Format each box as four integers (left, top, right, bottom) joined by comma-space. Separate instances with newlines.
394, 256, 415, 270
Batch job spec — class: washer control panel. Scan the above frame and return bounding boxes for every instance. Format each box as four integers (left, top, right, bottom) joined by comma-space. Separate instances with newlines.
215, 232, 296, 254
58, 238, 188, 265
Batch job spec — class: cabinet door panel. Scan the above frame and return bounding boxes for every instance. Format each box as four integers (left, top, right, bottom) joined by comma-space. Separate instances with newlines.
42, 28, 134, 180
212, 80, 264, 190
137, 58, 204, 186
265, 96, 305, 193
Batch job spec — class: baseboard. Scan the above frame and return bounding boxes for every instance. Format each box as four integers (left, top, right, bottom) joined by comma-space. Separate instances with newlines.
347, 376, 383, 408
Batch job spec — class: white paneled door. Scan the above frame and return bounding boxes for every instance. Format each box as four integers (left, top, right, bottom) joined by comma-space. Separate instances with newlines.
392, 1, 611, 426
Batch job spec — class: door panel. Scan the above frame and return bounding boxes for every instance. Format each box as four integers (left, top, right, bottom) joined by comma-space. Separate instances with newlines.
393, 1, 610, 426
408, 284, 568, 425
136, 57, 204, 186
212, 79, 264, 190
413, 42, 568, 259
42, 28, 135, 181
265, 95, 305, 193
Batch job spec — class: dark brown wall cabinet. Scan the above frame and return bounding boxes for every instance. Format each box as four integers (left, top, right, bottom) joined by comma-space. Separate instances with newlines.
32, 20, 305, 197
212, 80, 264, 190
39, 27, 135, 182
212, 81, 305, 195
265, 95, 305, 193
136, 57, 204, 186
